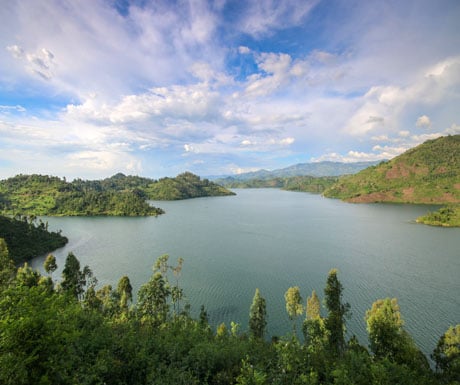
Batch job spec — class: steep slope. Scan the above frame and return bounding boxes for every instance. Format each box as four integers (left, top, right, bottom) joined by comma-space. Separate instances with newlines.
324, 135, 460, 204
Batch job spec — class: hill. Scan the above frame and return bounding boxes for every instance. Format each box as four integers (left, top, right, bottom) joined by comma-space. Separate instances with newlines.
212, 160, 381, 184
146, 172, 235, 200
0, 215, 68, 263
324, 135, 460, 204
0, 172, 234, 216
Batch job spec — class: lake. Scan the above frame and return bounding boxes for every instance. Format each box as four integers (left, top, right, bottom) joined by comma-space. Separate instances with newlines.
32, 188, 460, 357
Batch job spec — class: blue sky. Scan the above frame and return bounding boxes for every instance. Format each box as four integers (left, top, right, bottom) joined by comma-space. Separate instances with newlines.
1, 0, 459, 179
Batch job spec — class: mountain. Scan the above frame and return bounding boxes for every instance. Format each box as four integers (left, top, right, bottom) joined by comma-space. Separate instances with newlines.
212, 161, 382, 184
324, 135, 460, 204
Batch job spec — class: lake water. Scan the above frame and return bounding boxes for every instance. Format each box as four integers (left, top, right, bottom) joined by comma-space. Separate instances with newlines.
32, 189, 460, 357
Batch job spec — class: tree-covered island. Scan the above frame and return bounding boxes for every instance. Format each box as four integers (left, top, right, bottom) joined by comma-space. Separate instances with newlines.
0, 172, 234, 217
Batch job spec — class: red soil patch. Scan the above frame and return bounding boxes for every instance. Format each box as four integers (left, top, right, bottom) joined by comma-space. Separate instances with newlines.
402, 187, 415, 200
347, 192, 393, 203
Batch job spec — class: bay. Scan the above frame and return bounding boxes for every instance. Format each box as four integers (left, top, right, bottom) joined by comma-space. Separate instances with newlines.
31, 188, 460, 357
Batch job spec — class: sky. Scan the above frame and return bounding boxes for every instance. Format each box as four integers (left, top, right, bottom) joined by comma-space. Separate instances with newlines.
1, 0, 459, 180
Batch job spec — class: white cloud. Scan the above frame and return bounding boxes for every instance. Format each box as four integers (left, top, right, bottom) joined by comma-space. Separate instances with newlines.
445, 123, 460, 135
238, 46, 251, 54
416, 115, 431, 128
235, 0, 319, 37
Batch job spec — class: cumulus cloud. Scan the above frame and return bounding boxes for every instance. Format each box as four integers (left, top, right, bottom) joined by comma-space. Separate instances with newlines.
416, 115, 432, 128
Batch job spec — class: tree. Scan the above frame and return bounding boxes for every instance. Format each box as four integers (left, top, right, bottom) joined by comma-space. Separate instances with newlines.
137, 271, 170, 325
0, 238, 15, 290
303, 289, 326, 350
306, 290, 321, 320
61, 252, 91, 300
117, 275, 133, 311
324, 268, 350, 358
249, 288, 267, 339
285, 286, 303, 335
365, 298, 404, 359
44, 254, 57, 275
432, 324, 460, 381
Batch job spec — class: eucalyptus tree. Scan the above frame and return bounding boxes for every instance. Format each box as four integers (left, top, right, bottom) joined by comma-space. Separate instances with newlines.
249, 288, 267, 339
285, 286, 304, 335
324, 269, 350, 358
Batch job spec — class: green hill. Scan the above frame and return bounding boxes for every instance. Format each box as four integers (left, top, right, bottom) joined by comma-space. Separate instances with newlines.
324, 135, 460, 204
0, 215, 68, 263
146, 172, 235, 200
0, 172, 234, 216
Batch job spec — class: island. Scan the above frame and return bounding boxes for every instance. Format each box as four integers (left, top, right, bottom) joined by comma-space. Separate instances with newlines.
0, 172, 234, 217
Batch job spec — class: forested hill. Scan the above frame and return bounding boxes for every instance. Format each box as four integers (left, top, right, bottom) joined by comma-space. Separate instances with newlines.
145, 172, 236, 200
0, 172, 233, 216
0, 215, 68, 264
324, 135, 460, 204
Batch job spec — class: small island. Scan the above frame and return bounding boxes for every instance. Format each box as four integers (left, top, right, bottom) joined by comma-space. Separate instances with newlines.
416, 205, 460, 227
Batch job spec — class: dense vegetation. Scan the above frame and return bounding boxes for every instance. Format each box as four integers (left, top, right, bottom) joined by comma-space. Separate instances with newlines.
324, 135, 460, 204
416, 205, 460, 227
145, 172, 235, 200
0, 215, 68, 264
0, 172, 233, 216
221, 175, 338, 194
1, 240, 458, 385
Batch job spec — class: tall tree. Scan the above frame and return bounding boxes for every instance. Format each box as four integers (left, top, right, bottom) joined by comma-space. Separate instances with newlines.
137, 271, 170, 325
306, 290, 321, 320
324, 268, 350, 357
432, 324, 460, 382
285, 286, 304, 335
117, 275, 133, 311
61, 252, 92, 300
303, 289, 326, 351
249, 288, 267, 339
365, 298, 404, 359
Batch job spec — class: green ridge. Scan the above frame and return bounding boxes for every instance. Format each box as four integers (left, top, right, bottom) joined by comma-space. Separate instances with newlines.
324, 135, 460, 204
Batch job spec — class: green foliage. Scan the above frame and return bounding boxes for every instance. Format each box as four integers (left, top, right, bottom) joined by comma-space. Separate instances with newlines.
146, 171, 235, 200
0, 172, 233, 218
324, 269, 350, 358
432, 324, 460, 382
416, 205, 460, 227
0, 252, 448, 385
324, 135, 460, 205
249, 288, 267, 339
306, 290, 321, 320
365, 298, 404, 359
0, 215, 68, 264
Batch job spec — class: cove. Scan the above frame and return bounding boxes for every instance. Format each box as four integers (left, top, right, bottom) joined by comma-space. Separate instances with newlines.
31, 188, 460, 357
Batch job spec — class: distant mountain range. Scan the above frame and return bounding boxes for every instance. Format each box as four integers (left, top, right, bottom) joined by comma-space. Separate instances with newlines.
211, 160, 383, 183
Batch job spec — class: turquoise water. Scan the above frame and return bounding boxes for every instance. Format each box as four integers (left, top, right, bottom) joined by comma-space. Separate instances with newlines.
32, 189, 460, 357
